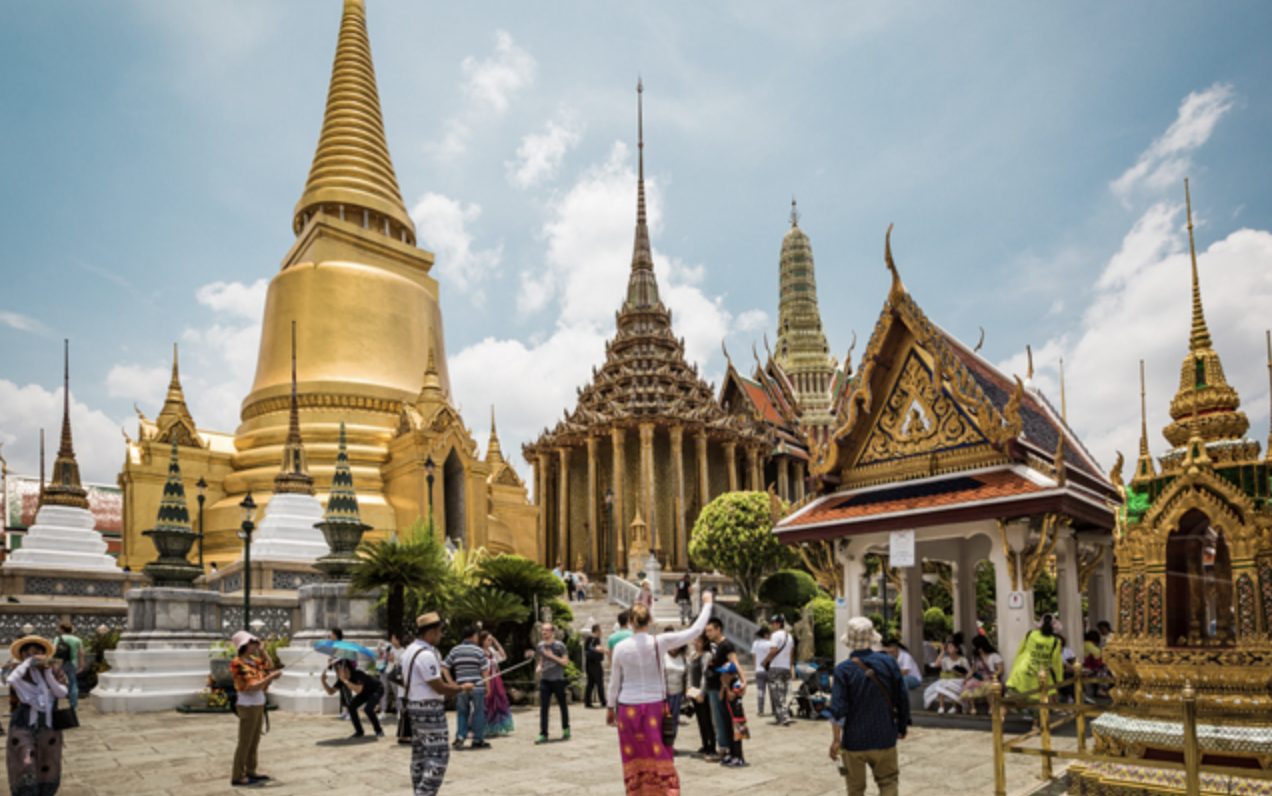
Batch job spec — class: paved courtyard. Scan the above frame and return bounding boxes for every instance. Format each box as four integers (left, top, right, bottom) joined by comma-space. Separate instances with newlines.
60, 704, 1071, 796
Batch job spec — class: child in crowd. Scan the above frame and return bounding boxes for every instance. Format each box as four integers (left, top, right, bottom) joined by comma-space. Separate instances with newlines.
715, 661, 749, 768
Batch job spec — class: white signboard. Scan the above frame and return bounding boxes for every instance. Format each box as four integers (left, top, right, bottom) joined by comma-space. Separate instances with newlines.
889, 530, 915, 567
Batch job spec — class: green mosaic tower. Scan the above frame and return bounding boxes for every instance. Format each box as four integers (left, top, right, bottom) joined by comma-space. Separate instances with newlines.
142, 436, 202, 586
313, 420, 370, 580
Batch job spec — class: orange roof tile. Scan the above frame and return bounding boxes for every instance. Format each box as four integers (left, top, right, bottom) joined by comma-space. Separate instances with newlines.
781, 469, 1046, 529
742, 379, 784, 425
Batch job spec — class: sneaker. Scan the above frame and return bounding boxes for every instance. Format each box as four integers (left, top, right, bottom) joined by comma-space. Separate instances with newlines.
471, 741, 492, 749
720, 755, 734, 766
375, 731, 385, 738
702, 753, 723, 763
338, 712, 350, 721
562, 728, 571, 740
452, 739, 466, 749
349, 732, 365, 739
725, 757, 749, 768
535, 735, 548, 745
247, 776, 271, 783
937, 706, 946, 714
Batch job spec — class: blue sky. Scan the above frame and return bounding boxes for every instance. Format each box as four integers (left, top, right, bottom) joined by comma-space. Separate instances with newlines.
2, 1, 1271, 487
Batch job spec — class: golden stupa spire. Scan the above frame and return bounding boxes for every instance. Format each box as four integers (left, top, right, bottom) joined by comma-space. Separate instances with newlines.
156, 343, 199, 446
486, 406, 505, 465
1185, 179, 1211, 352
1164, 180, 1247, 447
41, 340, 89, 510
1134, 359, 1156, 482
293, 0, 415, 243
416, 341, 446, 405
274, 321, 315, 495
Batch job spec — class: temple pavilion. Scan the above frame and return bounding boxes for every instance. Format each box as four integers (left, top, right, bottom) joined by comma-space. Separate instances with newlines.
775, 227, 1119, 671
522, 84, 770, 574
1070, 183, 1272, 795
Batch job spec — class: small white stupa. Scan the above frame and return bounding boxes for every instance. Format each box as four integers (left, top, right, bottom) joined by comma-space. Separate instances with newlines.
5, 341, 117, 572
247, 322, 328, 563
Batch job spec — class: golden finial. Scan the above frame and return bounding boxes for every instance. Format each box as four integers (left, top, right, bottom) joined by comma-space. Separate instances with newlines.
487, 405, 505, 465
721, 339, 733, 368
1139, 359, 1149, 457
1059, 356, 1067, 423
1026, 345, 1034, 381
974, 327, 985, 354
845, 330, 857, 375
884, 224, 905, 305
1185, 179, 1212, 352
790, 197, 799, 227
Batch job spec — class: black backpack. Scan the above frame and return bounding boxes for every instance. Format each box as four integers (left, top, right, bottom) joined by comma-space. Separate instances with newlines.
54, 636, 73, 665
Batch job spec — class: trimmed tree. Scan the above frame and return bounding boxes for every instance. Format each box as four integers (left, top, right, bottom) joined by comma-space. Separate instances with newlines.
349, 518, 453, 640
689, 491, 797, 603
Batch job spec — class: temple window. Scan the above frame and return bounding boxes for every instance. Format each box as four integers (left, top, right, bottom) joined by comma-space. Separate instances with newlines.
443, 448, 467, 548
1165, 508, 1234, 647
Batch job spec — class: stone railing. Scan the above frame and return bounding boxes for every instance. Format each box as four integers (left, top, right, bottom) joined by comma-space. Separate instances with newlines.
711, 600, 759, 650
607, 574, 639, 608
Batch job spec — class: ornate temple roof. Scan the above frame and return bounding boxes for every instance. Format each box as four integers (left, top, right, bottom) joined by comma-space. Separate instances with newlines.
776, 200, 836, 376
524, 84, 768, 455
41, 340, 89, 511
293, 0, 415, 243
486, 407, 524, 488
152, 344, 202, 448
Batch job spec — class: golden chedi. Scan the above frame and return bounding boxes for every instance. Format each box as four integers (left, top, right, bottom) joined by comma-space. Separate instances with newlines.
119, 0, 534, 570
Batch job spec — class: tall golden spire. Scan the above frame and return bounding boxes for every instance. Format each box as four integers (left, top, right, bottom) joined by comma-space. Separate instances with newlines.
486, 406, 505, 465
624, 77, 663, 313
294, 0, 415, 243
1164, 180, 1247, 447
416, 341, 446, 406
41, 340, 89, 510
155, 343, 199, 447
1134, 359, 1156, 482
274, 321, 315, 495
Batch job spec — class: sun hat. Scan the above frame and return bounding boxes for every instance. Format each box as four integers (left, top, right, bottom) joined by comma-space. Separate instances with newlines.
842, 616, 882, 652
230, 630, 260, 653
416, 612, 443, 629
9, 636, 54, 661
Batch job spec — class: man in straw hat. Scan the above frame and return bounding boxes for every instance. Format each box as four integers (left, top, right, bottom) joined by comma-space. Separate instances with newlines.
826, 617, 911, 796
402, 611, 475, 796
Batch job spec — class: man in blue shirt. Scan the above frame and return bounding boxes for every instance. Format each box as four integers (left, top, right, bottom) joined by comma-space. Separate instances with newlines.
827, 617, 911, 796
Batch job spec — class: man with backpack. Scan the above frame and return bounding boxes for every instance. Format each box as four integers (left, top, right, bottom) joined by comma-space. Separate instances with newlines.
54, 621, 83, 710
827, 617, 911, 796
762, 615, 795, 726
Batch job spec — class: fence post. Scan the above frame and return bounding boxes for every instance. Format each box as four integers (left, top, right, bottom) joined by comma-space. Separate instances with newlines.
1074, 663, 1086, 754
1182, 682, 1200, 796
1038, 668, 1053, 781
991, 681, 1007, 796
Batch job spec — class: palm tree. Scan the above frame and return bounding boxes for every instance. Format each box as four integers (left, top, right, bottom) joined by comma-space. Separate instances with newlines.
450, 586, 531, 632
348, 519, 452, 640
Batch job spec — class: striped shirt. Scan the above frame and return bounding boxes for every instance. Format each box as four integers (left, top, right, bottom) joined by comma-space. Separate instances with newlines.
443, 641, 490, 685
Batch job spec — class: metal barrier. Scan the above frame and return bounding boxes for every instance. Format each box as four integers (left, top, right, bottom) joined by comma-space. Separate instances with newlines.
990, 667, 1272, 796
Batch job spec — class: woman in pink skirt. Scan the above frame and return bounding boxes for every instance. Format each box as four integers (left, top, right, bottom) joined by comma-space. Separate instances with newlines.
480, 631, 514, 736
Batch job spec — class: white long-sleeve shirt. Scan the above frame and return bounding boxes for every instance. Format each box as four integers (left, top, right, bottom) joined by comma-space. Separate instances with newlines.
7, 657, 69, 727
609, 604, 712, 706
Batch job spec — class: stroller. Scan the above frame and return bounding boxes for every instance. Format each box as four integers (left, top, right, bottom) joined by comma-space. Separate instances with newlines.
792, 657, 835, 720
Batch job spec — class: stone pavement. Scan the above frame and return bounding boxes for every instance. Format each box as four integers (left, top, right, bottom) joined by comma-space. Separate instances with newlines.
59, 703, 1073, 796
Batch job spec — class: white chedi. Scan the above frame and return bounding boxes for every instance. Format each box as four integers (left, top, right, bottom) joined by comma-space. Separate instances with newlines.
247, 492, 328, 563
4, 504, 117, 571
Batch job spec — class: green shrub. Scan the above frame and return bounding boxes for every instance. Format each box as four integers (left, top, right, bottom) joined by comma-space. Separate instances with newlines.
734, 596, 757, 621
923, 606, 953, 641
809, 597, 836, 659
868, 612, 885, 633
759, 570, 822, 613
546, 598, 574, 625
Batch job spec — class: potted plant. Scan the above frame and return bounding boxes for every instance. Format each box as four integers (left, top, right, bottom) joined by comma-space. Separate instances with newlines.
564, 662, 584, 702
209, 640, 235, 689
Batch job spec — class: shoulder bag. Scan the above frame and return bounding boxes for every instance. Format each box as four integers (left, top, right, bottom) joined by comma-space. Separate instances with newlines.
51, 699, 78, 731
397, 646, 426, 742
652, 641, 677, 747
851, 657, 901, 730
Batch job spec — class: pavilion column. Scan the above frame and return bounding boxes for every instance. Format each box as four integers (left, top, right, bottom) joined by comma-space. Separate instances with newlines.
724, 442, 738, 492
1055, 524, 1083, 636
841, 550, 867, 664
557, 447, 571, 570
993, 519, 1035, 675
533, 455, 545, 565
795, 462, 806, 501
586, 436, 599, 574
746, 446, 761, 491
899, 563, 925, 655
695, 432, 709, 511
611, 428, 627, 563
1093, 542, 1116, 629
670, 425, 686, 569
953, 548, 979, 645
639, 423, 656, 554
777, 457, 790, 502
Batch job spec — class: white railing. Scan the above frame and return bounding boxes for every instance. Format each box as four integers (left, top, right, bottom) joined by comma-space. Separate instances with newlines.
607, 574, 639, 608
712, 600, 760, 650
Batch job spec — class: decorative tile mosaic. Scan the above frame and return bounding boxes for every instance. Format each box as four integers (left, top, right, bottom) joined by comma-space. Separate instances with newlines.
1076, 760, 1272, 796
25, 576, 123, 598
0, 614, 60, 646
219, 606, 291, 639
1238, 573, 1257, 637
271, 571, 324, 591
1092, 713, 1272, 755
1119, 578, 1133, 635
1148, 578, 1163, 638
1260, 560, 1272, 633
1134, 573, 1146, 636
221, 573, 243, 594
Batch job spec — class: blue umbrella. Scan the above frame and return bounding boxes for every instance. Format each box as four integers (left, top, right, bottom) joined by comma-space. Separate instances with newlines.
313, 639, 377, 663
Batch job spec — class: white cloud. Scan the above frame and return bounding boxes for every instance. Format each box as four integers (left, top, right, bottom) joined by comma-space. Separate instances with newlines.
195, 279, 268, 320
431, 31, 536, 160
735, 309, 770, 332
410, 193, 503, 302
105, 363, 170, 403
506, 112, 584, 189
0, 380, 125, 485
1110, 83, 1235, 205
0, 311, 49, 335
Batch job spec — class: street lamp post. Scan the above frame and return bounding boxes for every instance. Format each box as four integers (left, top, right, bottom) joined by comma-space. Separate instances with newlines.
425, 456, 436, 527
195, 477, 207, 577
237, 492, 258, 633
605, 487, 615, 576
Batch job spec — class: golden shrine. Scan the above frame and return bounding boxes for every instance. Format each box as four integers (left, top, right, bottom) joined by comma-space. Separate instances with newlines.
522, 83, 772, 573
1069, 182, 1272, 795
117, 0, 534, 570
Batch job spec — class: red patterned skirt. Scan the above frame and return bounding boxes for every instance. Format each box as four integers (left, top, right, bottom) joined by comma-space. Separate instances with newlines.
617, 702, 679, 796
